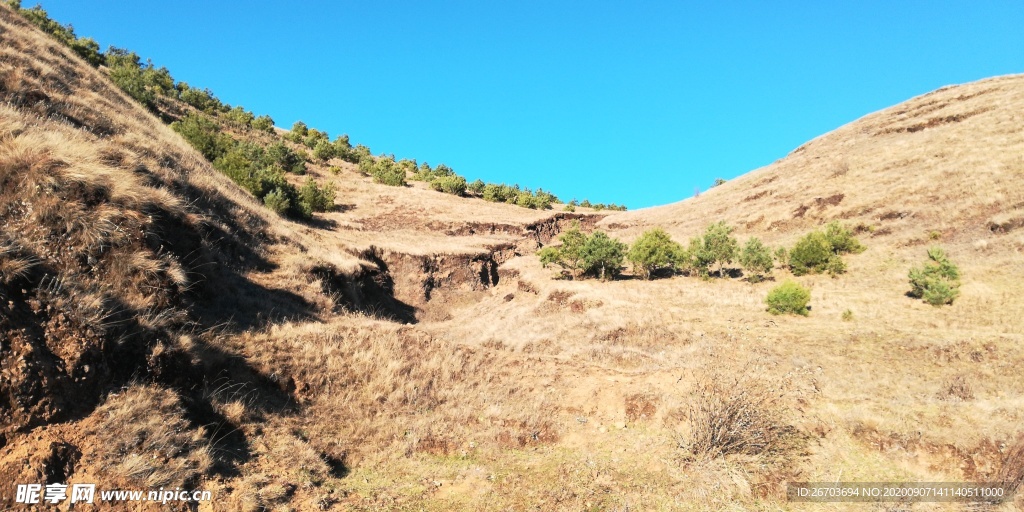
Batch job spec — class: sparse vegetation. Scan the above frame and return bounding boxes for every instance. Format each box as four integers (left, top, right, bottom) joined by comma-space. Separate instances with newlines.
5, 4, 1024, 510
430, 175, 467, 196
687, 222, 739, 277
538, 223, 587, 279
788, 221, 864, 276
580, 231, 627, 281
628, 228, 683, 279
86, 385, 212, 489
539, 225, 626, 280
739, 237, 774, 282
765, 280, 811, 315
358, 155, 407, 186
684, 367, 798, 459
908, 246, 961, 306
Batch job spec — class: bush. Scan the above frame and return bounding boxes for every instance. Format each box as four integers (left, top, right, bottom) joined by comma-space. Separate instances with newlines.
285, 121, 308, 143
628, 228, 683, 279
312, 140, 336, 161
468, 179, 485, 195
303, 128, 329, 149
223, 105, 255, 128
688, 222, 738, 277
581, 231, 626, 281
789, 222, 864, 276
298, 178, 336, 213
263, 188, 291, 215
108, 62, 156, 109
739, 237, 774, 282
684, 367, 798, 459
908, 247, 960, 306
766, 281, 811, 316
789, 231, 842, 276
563, 203, 576, 212
251, 114, 275, 133
824, 221, 866, 254
105, 47, 174, 109
359, 156, 406, 186
178, 83, 219, 111
430, 175, 467, 196
482, 183, 512, 203
13, 4, 104, 66
774, 246, 788, 266
537, 223, 587, 278
170, 112, 231, 161
263, 142, 306, 174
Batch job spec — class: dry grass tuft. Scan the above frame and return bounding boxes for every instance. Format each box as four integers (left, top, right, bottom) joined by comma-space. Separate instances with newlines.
682, 365, 801, 460
84, 385, 212, 489
997, 435, 1024, 495
937, 374, 975, 401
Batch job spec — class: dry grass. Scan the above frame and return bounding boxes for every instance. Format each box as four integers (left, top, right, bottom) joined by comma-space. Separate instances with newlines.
682, 365, 801, 460
83, 385, 212, 489
2, 3, 1024, 510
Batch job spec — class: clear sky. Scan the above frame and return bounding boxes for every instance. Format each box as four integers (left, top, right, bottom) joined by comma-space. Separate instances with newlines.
36, 1, 1024, 209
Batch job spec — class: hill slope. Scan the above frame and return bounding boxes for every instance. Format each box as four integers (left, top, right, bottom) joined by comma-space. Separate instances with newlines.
2, 3, 1024, 510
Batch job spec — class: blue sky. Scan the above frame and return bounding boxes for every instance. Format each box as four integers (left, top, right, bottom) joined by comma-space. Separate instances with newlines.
37, 1, 1024, 208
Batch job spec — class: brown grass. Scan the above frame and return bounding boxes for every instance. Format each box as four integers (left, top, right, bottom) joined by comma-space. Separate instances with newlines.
3, 3, 1024, 510
83, 385, 212, 489
682, 365, 801, 460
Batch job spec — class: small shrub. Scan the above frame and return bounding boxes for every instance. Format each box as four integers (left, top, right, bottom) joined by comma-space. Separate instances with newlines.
170, 112, 231, 161
359, 156, 406, 186
823, 221, 866, 254
222, 105, 255, 128
739, 237, 773, 281
712, 177, 727, 187
303, 128, 329, 149
684, 367, 798, 459
263, 142, 305, 174
312, 140, 336, 161
467, 179, 485, 195
251, 114, 275, 133
581, 231, 626, 281
537, 223, 588, 279
766, 280, 810, 316
430, 175, 467, 196
789, 222, 864, 276
841, 309, 853, 321
774, 246, 788, 267
298, 178, 336, 213
285, 121, 308, 143
263, 188, 291, 215
789, 231, 841, 276
178, 83, 219, 111
689, 222, 738, 277
628, 228, 683, 279
563, 203, 576, 212
908, 247, 960, 306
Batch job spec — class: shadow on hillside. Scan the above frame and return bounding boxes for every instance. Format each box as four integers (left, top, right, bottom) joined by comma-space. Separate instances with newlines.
300, 215, 339, 231
176, 341, 301, 478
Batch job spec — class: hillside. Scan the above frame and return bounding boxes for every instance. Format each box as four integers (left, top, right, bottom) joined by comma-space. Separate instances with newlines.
2, 3, 1024, 511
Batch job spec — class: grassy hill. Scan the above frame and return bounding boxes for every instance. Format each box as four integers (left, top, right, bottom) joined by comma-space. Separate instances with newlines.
2, 3, 1023, 510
